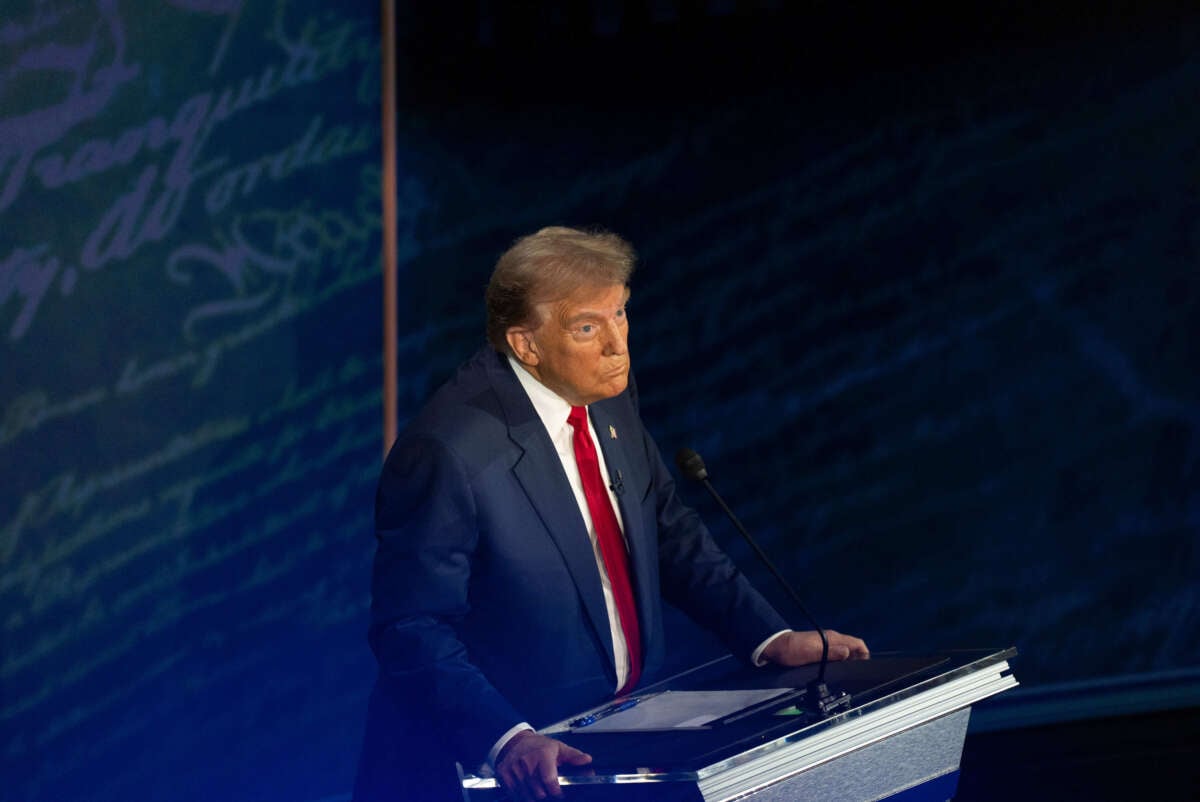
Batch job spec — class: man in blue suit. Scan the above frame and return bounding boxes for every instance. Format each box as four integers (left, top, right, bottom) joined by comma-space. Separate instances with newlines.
354, 227, 868, 802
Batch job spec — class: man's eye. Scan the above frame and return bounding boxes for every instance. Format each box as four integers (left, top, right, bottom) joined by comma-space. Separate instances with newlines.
579, 324, 595, 334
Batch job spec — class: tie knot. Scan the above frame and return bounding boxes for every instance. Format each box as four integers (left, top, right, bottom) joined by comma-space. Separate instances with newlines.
567, 405, 588, 430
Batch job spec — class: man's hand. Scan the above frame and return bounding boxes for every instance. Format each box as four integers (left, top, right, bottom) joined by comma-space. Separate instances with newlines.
761, 630, 870, 666
495, 730, 593, 801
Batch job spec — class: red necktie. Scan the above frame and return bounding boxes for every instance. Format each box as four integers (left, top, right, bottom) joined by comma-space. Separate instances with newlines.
567, 405, 642, 695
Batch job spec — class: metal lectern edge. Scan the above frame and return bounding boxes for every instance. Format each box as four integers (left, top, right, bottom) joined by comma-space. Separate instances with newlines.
460, 647, 1019, 793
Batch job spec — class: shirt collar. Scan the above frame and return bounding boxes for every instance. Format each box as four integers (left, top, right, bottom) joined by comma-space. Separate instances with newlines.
507, 354, 576, 439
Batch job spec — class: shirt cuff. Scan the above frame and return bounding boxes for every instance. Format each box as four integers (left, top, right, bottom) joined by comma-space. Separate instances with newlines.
488, 722, 535, 768
751, 629, 794, 666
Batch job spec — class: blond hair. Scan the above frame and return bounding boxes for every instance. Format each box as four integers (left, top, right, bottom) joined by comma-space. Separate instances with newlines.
485, 226, 636, 353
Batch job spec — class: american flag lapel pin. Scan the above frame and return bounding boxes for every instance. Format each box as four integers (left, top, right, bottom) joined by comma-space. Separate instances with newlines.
609, 424, 618, 440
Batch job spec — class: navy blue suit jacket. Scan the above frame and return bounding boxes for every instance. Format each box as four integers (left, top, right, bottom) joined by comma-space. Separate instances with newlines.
354, 347, 788, 801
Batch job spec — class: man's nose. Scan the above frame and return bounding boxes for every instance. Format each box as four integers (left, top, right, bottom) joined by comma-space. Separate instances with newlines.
603, 319, 628, 355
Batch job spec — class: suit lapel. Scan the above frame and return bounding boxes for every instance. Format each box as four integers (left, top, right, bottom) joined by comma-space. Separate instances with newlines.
588, 402, 657, 650
486, 354, 618, 680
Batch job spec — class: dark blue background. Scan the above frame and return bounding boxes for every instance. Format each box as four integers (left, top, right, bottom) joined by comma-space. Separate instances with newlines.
1, 3, 1197, 801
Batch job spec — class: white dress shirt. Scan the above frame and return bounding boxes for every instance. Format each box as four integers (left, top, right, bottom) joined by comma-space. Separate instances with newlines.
509, 356, 635, 689
488, 357, 789, 767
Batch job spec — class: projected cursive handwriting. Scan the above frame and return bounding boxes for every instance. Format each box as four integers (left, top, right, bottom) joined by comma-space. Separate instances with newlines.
167, 191, 379, 341
166, 0, 247, 75
0, 6, 376, 343
0, 1, 139, 212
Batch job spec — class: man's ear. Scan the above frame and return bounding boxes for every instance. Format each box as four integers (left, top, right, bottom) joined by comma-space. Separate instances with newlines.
506, 328, 539, 365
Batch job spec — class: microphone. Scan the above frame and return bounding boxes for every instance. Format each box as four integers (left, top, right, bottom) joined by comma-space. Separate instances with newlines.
609, 469, 624, 496
675, 447, 851, 716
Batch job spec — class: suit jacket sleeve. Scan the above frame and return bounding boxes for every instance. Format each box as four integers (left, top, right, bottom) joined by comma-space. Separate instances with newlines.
638, 426, 792, 662
368, 431, 524, 765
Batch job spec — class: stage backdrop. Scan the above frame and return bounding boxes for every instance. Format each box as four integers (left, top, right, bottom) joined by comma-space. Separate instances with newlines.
2, 3, 1198, 802
1, 3, 381, 802
392, 2, 1200, 709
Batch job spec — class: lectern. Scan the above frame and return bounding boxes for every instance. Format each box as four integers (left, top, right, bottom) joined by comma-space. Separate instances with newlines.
460, 648, 1017, 801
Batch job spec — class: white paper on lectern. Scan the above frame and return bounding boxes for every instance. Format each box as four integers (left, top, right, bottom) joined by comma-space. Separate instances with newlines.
577, 688, 794, 732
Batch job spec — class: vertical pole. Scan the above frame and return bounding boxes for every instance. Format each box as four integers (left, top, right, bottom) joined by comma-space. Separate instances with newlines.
380, 0, 399, 456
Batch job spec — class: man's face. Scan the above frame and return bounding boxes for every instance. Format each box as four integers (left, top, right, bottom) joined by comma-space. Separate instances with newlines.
508, 283, 631, 406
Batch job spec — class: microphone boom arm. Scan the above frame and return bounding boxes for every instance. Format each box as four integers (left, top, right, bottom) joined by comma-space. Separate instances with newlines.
676, 448, 851, 716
